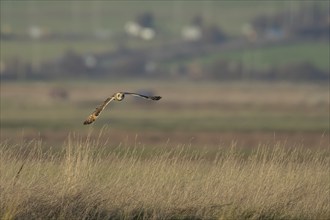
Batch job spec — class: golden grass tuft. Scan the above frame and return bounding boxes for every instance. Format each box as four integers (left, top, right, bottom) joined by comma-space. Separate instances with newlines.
0, 136, 329, 219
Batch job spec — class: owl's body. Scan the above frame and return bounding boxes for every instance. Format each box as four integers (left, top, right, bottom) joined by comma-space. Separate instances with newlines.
83, 92, 161, 125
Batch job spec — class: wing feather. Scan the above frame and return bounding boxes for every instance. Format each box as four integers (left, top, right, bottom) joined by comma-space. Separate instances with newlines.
123, 92, 162, 100
83, 96, 115, 125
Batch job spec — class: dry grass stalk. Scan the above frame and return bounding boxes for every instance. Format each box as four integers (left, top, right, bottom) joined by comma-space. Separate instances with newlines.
0, 137, 329, 219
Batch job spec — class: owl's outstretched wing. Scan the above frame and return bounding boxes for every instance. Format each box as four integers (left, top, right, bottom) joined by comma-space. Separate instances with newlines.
83, 96, 115, 125
123, 92, 162, 100
83, 92, 161, 125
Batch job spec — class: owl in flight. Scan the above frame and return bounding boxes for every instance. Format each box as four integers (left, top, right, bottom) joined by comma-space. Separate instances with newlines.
83, 92, 161, 125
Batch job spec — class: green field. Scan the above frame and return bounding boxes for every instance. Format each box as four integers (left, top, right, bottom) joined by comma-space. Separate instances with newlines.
1, 1, 303, 35
0, 40, 117, 65
177, 41, 330, 72
2, 1, 328, 70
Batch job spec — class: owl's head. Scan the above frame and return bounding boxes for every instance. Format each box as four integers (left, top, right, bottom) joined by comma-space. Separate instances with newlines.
114, 92, 125, 101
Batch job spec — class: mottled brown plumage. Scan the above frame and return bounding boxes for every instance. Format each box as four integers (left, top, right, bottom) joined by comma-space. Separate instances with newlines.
83, 92, 161, 125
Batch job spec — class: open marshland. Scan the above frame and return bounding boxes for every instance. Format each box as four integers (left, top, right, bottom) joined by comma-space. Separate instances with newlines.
0, 80, 329, 219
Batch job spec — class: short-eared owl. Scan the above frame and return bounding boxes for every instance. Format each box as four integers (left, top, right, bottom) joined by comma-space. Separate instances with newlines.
83, 92, 161, 125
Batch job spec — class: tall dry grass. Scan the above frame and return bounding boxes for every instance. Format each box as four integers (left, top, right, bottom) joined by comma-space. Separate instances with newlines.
0, 136, 329, 220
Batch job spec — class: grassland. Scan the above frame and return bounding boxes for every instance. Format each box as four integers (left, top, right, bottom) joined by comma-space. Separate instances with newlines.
1, 80, 329, 150
1, 80, 329, 219
0, 135, 329, 219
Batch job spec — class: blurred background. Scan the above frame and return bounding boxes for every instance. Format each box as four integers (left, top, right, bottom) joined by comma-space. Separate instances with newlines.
1, 1, 329, 149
